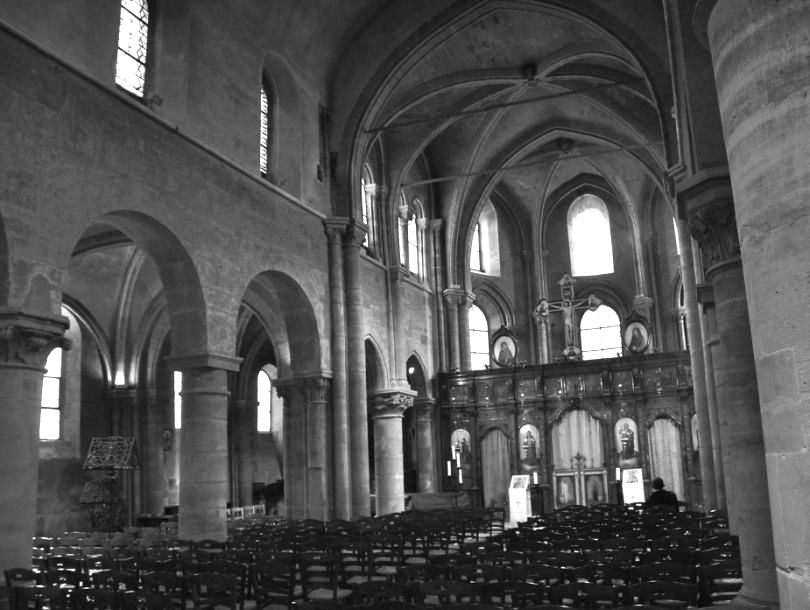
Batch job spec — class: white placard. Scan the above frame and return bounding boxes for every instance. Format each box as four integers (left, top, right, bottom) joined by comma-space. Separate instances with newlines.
621, 468, 645, 504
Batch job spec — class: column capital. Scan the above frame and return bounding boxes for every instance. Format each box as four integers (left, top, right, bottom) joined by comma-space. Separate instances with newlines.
443, 286, 467, 307
688, 199, 740, 274
371, 389, 416, 418
428, 219, 443, 233
0, 308, 70, 368
164, 353, 242, 372
323, 217, 350, 240
344, 220, 368, 248
413, 397, 436, 423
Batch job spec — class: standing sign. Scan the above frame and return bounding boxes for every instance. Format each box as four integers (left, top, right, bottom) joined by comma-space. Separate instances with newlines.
621, 468, 645, 504
508, 474, 532, 526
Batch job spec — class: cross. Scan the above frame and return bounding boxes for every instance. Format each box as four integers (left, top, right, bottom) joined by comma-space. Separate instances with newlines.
534, 273, 602, 361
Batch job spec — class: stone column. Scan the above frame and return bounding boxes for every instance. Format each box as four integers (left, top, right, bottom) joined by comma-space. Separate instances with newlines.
304, 377, 330, 521
142, 389, 170, 516
168, 354, 240, 542
533, 306, 550, 364
324, 218, 351, 519
232, 399, 255, 507
674, 218, 716, 510
443, 286, 465, 371
708, 2, 810, 605
698, 288, 727, 511
343, 220, 371, 517
689, 196, 777, 609
372, 390, 415, 515
0, 310, 68, 580
106, 386, 140, 525
429, 221, 448, 373
414, 398, 437, 492
274, 381, 304, 519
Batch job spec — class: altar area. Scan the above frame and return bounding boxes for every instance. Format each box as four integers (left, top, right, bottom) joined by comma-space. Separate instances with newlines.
437, 351, 698, 513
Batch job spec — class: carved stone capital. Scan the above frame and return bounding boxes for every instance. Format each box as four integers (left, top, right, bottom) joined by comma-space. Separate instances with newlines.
323, 217, 350, 241
344, 219, 368, 248
304, 377, 331, 404
688, 200, 740, 272
414, 398, 436, 423
0, 309, 70, 369
443, 286, 467, 307
372, 390, 416, 418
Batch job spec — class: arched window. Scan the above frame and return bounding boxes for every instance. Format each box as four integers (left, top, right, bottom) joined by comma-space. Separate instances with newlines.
360, 164, 378, 256
399, 196, 424, 278
469, 199, 500, 275
678, 284, 688, 351
567, 194, 614, 277
260, 80, 273, 177
39, 347, 63, 440
173, 370, 182, 429
257, 367, 278, 433
469, 304, 490, 369
580, 305, 622, 360
116, 0, 151, 96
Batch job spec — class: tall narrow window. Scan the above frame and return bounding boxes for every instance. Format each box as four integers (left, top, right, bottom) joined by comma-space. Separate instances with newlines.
361, 164, 377, 255
257, 369, 273, 432
567, 194, 614, 276
260, 82, 272, 177
469, 304, 490, 369
39, 347, 63, 440
580, 305, 622, 360
470, 223, 483, 272
470, 199, 500, 275
173, 371, 182, 430
116, 0, 150, 96
399, 196, 424, 278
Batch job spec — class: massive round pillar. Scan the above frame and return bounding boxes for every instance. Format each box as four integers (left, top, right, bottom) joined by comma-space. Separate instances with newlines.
0, 311, 68, 600
708, 1, 810, 605
689, 195, 777, 608
372, 391, 414, 515
169, 356, 240, 542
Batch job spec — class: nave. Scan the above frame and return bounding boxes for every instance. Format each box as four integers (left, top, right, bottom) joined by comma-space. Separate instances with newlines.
6, 503, 740, 609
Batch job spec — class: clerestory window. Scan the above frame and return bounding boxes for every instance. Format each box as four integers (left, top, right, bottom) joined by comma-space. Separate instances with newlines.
116, 0, 151, 97
567, 194, 614, 277
260, 80, 273, 177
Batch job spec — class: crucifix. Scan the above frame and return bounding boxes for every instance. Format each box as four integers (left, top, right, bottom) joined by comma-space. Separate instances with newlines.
533, 273, 602, 361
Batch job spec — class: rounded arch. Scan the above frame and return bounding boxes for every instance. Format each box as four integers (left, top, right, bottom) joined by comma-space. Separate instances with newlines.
471, 281, 515, 330
61, 295, 114, 387
86, 211, 207, 358
240, 270, 322, 380
261, 51, 304, 196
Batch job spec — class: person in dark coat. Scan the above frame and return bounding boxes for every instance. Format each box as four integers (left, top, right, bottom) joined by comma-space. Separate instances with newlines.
646, 477, 679, 512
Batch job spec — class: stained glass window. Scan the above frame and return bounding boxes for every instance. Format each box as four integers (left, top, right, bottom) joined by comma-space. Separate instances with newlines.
580, 305, 622, 360
116, 0, 150, 96
260, 83, 272, 176
469, 304, 490, 369
567, 194, 614, 277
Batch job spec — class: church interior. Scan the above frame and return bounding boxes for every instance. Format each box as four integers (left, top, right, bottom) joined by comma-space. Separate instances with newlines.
1, 1, 808, 608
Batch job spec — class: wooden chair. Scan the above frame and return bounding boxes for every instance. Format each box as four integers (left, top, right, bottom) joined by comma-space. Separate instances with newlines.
252, 559, 298, 608
626, 580, 700, 609
697, 560, 743, 606
140, 570, 188, 609
416, 580, 480, 606
121, 591, 176, 610
299, 551, 353, 603
189, 571, 243, 610
75, 587, 122, 610
481, 580, 544, 608
352, 580, 415, 606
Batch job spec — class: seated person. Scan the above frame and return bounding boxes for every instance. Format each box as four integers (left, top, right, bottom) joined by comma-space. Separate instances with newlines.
646, 477, 679, 512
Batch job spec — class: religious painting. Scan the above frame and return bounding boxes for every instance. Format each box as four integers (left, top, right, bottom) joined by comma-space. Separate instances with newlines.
518, 423, 540, 473
585, 473, 606, 506
622, 312, 650, 354
491, 325, 518, 367
555, 474, 576, 507
615, 417, 640, 468
449, 428, 473, 485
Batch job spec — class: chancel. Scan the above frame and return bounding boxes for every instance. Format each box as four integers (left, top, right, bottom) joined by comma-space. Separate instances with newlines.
1, 1, 808, 609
